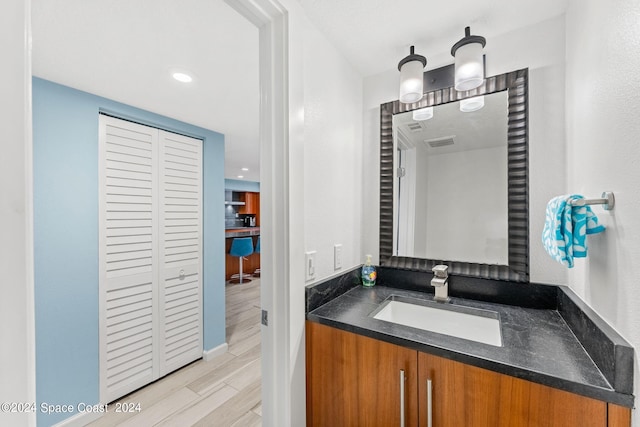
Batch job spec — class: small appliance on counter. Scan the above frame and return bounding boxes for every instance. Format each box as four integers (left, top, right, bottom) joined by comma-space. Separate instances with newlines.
243, 215, 256, 227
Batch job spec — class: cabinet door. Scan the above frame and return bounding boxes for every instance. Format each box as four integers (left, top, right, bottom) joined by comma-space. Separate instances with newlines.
239, 191, 259, 216
418, 352, 607, 427
306, 321, 418, 427
608, 404, 631, 427
252, 192, 260, 225
244, 192, 255, 214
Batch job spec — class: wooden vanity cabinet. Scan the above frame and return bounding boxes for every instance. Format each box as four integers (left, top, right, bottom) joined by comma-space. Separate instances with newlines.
306, 321, 418, 427
418, 352, 611, 427
306, 321, 630, 427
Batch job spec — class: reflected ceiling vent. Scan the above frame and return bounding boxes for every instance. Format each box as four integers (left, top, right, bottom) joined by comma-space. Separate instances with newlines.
424, 135, 456, 148
406, 122, 424, 133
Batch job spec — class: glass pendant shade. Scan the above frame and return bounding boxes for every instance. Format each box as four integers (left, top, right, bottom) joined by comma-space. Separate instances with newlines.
460, 96, 485, 112
398, 46, 427, 104
413, 107, 433, 121
454, 43, 484, 91
451, 27, 486, 92
399, 60, 424, 103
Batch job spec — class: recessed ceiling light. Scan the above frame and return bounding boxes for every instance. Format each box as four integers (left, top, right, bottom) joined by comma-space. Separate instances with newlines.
241, 168, 249, 171
237, 175, 244, 179
172, 72, 193, 83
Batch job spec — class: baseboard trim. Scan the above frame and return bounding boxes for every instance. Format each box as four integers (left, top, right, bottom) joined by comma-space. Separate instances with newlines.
203, 342, 228, 362
52, 408, 102, 427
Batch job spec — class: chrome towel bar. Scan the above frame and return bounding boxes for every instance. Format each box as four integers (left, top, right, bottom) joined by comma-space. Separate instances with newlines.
569, 191, 615, 210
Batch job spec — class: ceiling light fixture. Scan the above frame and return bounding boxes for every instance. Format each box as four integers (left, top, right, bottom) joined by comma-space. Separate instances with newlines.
237, 175, 244, 179
398, 46, 427, 104
460, 96, 485, 112
172, 72, 193, 83
451, 26, 486, 91
412, 107, 433, 121
241, 167, 249, 171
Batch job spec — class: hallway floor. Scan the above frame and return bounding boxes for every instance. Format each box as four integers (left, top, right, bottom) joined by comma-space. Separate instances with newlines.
88, 278, 262, 427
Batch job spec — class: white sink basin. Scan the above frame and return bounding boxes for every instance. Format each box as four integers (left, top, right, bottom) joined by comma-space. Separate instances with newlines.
371, 297, 502, 347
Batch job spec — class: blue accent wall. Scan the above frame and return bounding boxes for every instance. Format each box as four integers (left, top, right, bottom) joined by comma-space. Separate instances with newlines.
225, 178, 260, 192
33, 77, 225, 426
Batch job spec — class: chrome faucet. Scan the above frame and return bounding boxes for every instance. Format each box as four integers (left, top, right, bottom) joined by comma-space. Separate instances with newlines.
431, 265, 450, 303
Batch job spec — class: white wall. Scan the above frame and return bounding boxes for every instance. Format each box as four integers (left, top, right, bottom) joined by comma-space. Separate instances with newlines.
423, 146, 508, 264
565, 0, 640, 422
363, 15, 568, 284
302, 20, 363, 281
0, 1, 35, 426
275, 1, 364, 425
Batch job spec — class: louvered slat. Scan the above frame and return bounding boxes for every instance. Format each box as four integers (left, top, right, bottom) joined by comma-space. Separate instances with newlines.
165, 312, 199, 331
164, 231, 199, 240
106, 319, 153, 342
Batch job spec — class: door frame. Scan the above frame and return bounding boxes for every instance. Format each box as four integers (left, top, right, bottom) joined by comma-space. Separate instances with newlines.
3, 1, 36, 426
9, 0, 294, 424
223, 1, 292, 426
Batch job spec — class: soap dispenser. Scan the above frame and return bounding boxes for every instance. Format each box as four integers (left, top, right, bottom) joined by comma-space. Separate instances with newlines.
361, 255, 377, 287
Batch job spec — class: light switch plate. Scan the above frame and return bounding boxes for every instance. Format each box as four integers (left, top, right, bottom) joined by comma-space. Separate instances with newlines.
334, 244, 342, 270
305, 251, 316, 281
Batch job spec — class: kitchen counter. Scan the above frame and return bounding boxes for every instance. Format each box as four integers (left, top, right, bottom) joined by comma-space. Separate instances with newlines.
306, 268, 634, 407
225, 227, 260, 238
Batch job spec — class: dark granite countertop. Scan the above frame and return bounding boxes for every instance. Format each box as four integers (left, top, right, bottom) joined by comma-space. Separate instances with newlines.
225, 227, 260, 238
306, 268, 634, 407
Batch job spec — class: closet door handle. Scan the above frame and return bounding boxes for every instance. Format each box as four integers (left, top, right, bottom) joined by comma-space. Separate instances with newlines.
427, 378, 433, 427
400, 370, 406, 427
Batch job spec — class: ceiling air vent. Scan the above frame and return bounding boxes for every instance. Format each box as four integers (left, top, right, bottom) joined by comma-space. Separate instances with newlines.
406, 122, 423, 133
424, 135, 456, 148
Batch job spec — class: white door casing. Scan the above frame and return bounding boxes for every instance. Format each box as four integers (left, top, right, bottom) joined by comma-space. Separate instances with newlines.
223, 1, 293, 425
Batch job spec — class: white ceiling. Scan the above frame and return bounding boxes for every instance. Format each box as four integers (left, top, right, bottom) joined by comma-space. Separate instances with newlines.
32, 0, 568, 185
32, 0, 261, 182
394, 91, 508, 155
296, 0, 568, 77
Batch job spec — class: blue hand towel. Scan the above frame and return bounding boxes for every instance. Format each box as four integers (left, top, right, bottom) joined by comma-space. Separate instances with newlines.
542, 195, 606, 268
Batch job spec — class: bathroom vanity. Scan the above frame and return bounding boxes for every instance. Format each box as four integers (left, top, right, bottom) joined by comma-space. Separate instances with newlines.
307, 321, 627, 427
305, 65, 633, 426
305, 268, 634, 427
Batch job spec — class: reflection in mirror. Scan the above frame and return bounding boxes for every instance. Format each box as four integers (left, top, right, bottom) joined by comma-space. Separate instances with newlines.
379, 69, 529, 282
393, 91, 509, 265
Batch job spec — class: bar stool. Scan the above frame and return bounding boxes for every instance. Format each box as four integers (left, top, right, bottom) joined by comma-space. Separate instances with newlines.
229, 237, 254, 284
253, 236, 261, 278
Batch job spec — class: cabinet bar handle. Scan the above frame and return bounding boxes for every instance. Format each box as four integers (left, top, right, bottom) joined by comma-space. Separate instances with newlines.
400, 369, 406, 427
427, 379, 433, 427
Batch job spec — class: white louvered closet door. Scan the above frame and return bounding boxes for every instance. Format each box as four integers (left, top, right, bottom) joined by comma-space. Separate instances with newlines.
99, 115, 202, 403
99, 116, 160, 403
158, 130, 203, 376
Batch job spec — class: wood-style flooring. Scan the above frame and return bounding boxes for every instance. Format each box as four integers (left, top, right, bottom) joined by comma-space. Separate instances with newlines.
88, 278, 262, 427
